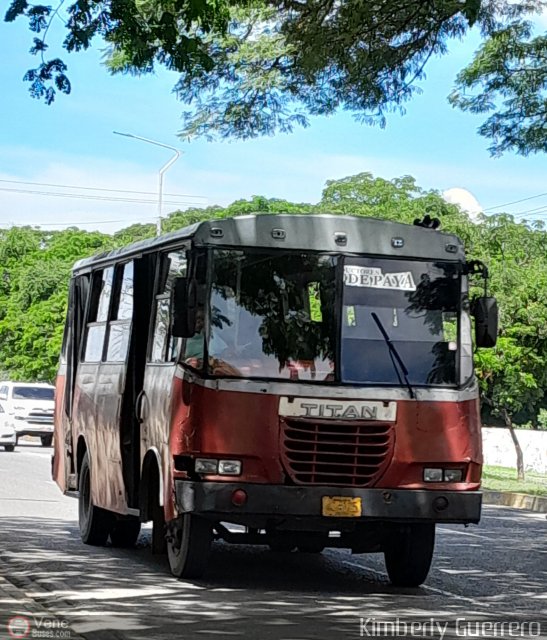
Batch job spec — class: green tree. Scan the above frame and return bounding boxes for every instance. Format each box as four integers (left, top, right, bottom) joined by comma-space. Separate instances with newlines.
113, 223, 156, 245
319, 172, 472, 232
162, 196, 314, 232
472, 213, 547, 476
0, 226, 112, 381
450, 20, 547, 156
475, 339, 543, 480
6, 0, 541, 140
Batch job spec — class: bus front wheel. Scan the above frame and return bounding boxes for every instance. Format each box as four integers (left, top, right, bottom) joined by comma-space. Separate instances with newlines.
78, 452, 114, 546
167, 514, 212, 579
383, 523, 435, 587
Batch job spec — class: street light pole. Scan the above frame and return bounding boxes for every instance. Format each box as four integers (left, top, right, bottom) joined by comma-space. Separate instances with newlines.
114, 131, 182, 236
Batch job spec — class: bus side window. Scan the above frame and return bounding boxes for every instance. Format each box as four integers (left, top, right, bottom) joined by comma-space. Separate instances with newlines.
105, 262, 134, 362
83, 267, 113, 362
151, 299, 170, 362
150, 250, 187, 363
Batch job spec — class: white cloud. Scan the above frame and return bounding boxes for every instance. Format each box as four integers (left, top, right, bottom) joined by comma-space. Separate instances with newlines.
442, 187, 483, 221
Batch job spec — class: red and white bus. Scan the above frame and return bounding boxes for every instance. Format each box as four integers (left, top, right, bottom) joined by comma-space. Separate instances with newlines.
53, 214, 497, 586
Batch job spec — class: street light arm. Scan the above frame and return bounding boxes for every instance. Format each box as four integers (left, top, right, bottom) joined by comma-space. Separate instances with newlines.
160, 150, 181, 176
113, 131, 181, 155
113, 131, 182, 236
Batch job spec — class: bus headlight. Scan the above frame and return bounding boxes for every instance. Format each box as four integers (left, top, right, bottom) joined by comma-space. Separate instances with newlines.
218, 460, 242, 476
195, 458, 218, 474
194, 458, 242, 475
443, 469, 463, 482
423, 468, 443, 482
423, 468, 464, 482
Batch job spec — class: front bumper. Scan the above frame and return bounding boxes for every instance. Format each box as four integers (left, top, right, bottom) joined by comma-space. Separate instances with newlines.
14, 421, 53, 437
0, 432, 16, 445
175, 481, 482, 525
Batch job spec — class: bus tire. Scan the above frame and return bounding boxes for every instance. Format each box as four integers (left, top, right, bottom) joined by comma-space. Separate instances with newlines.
4, 445, 15, 452
167, 514, 212, 579
110, 518, 141, 548
78, 452, 114, 546
384, 523, 435, 587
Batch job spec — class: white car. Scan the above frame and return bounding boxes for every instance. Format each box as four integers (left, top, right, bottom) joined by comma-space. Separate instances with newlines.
0, 382, 55, 447
0, 404, 16, 451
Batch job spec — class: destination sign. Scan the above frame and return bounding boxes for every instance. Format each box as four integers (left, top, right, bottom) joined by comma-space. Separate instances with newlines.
344, 265, 416, 291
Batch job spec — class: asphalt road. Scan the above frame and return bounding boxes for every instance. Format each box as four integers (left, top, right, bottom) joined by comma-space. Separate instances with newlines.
0, 441, 545, 640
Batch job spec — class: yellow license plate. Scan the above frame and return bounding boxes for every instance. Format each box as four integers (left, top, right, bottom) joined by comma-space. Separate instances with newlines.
322, 496, 362, 517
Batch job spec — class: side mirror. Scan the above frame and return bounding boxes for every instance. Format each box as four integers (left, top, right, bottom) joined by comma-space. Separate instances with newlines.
473, 296, 498, 348
171, 277, 194, 338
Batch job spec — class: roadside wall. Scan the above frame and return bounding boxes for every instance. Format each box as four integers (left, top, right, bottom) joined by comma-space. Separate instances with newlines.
481, 427, 547, 474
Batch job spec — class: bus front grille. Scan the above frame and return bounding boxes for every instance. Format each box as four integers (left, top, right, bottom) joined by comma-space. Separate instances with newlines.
281, 418, 394, 487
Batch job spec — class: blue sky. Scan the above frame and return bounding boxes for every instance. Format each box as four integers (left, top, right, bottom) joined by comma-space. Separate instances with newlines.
2, 11, 547, 233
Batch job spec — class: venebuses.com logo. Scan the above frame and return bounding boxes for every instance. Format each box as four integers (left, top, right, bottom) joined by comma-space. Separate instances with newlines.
6, 614, 71, 638
7, 616, 30, 639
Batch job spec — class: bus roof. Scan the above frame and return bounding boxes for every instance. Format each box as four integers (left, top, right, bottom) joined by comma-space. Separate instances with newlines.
72, 213, 465, 273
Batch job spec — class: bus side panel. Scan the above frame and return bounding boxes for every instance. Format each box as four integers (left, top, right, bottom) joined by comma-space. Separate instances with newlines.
53, 366, 69, 492
74, 362, 128, 514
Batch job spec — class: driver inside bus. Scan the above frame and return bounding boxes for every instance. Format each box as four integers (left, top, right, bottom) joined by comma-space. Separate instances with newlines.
183, 307, 206, 361
183, 307, 241, 375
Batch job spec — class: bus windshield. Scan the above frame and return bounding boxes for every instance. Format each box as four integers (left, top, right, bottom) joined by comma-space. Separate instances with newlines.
207, 250, 337, 381
205, 250, 462, 386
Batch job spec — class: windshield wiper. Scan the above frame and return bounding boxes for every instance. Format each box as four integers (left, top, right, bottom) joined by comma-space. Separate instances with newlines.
371, 312, 415, 399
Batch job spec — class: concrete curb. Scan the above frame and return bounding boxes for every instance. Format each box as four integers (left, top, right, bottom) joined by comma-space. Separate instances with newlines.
482, 490, 547, 513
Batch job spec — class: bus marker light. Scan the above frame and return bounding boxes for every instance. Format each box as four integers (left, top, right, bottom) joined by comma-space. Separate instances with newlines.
231, 489, 248, 506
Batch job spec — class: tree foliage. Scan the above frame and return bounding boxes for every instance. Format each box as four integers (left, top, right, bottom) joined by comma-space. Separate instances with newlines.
450, 19, 547, 156
0, 227, 114, 381
7, 0, 545, 143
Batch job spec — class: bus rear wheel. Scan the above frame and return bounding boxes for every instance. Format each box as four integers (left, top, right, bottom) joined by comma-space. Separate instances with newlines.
78, 452, 114, 546
41, 435, 53, 447
167, 514, 212, 579
383, 523, 435, 587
